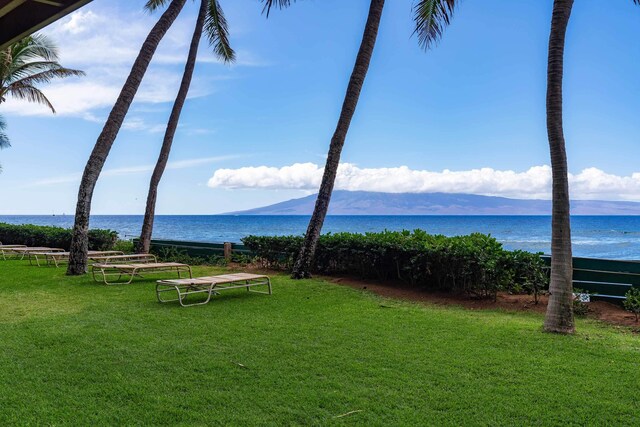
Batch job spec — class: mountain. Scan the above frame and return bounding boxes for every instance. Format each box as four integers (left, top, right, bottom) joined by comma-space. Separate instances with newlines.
226, 191, 640, 215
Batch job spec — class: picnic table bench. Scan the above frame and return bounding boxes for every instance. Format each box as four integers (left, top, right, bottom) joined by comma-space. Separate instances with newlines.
92, 262, 192, 285
156, 273, 272, 307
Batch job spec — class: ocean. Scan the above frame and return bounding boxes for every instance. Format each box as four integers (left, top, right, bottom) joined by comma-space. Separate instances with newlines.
1, 215, 640, 260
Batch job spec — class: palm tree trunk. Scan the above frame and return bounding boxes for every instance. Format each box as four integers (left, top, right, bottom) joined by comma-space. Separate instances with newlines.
544, 0, 575, 334
290, 0, 385, 279
67, 0, 187, 275
137, 0, 207, 254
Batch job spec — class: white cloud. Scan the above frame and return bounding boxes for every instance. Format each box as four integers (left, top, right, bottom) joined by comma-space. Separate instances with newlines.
49, 9, 214, 67
207, 163, 640, 202
1, 5, 252, 120
165, 157, 239, 170
122, 117, 167, 134
2, 81, 120, 116
185, 127, 217, 136
26, 155, 240, 188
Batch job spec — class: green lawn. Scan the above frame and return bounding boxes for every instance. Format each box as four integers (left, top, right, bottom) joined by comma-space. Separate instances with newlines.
0, 260, 638, 426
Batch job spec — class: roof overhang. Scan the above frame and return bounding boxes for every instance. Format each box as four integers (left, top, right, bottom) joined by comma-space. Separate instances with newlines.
0, 0, 94, 50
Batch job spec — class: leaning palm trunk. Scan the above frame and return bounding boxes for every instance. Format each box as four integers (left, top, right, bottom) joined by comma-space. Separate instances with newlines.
137, 0, 208, 254
67, 0, 187, 275
291, 0, 385, 279
544, 0, 575, 334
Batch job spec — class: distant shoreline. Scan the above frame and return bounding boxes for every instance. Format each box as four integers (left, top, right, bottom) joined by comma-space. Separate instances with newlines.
3, 214, 640, 217
2, 215, 640, 259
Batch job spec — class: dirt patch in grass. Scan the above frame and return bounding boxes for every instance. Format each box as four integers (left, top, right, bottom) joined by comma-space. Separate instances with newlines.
324, 276, 640, 330
236, 263, 639, 329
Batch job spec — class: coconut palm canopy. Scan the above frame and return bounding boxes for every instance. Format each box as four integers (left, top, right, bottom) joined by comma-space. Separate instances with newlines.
413, 0, 457, 49
0, 34, 84, 113
260, 0, 458, 48
145, 0, 235, 62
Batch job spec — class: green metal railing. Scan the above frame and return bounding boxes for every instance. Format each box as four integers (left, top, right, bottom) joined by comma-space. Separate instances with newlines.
541, 256, 640, 304
138, 239, 253, 259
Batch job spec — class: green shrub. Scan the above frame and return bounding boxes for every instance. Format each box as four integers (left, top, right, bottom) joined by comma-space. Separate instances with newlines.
242, 230, 549, 299
572, 288, 593, 317
502, 250, 549, 303
0, 223, 118, 251
113, 239, 134, 253
230, 252, 254, 265
241, 235, 302, 270
623, 288, 640, 322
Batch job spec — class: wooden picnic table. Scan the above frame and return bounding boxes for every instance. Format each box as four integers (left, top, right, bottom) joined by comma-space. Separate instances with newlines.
156, 273, 272, 307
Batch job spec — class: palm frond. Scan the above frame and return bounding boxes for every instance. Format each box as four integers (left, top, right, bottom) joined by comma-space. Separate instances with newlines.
5, 61, 61, 81
0, 115, 10, 150
6, 61, 84, 84
205, 0, 235, 63
413, 0, 458, 50
145, 0, 171, 12
261, 0, 296, 17
0, 34, 84, 113
634, 0, 640, 5
8, 84, 56, 113
9, 66, 84, 89
10, 34, 60, 62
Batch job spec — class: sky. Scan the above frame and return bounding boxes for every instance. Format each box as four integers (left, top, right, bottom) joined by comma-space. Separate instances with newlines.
1, 0, 639, 214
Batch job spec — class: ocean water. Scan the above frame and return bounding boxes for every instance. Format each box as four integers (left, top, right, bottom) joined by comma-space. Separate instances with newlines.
1, 215, 640, 260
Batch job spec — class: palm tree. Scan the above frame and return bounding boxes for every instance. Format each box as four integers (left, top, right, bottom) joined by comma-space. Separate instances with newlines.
137, 0, 235, 254
264, 0, 386, 279
542, 0, 640, 332
0, 34, 84, 113
265, 0, 459, 278
67, 0, 187, 275
543, 0, 575, 334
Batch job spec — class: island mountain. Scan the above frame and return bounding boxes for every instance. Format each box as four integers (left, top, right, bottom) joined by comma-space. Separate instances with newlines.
227, 191, 640, 215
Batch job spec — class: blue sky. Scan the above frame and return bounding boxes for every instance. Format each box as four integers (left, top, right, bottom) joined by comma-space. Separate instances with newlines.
1, 0, 639, 214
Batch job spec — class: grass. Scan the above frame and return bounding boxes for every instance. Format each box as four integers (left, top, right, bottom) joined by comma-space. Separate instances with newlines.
0, 260, 639, 426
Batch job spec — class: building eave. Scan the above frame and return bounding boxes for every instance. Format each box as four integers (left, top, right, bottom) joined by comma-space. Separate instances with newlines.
0, 0, 94, 50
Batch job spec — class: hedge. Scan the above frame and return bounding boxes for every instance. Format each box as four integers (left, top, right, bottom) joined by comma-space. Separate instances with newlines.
0, 223, 118, 251
242, 230, 548, 300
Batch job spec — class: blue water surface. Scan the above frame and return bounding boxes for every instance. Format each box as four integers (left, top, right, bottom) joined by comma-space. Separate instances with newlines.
1, 215, 640, 260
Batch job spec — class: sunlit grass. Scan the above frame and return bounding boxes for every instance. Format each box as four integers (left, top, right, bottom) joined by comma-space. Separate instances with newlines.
0, 259, 638, 425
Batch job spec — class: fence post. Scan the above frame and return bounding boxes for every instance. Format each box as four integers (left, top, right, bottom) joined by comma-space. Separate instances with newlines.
224, 242, 232, 261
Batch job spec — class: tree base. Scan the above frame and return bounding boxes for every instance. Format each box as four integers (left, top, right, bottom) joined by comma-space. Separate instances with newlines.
543, 324, 575, 334
66, 264, 86, 276
290, 270, 313, 280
